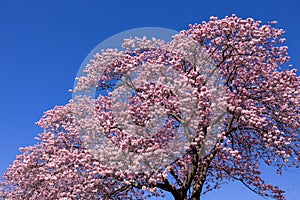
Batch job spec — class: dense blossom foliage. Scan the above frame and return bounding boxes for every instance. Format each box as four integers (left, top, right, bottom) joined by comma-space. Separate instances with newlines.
1, 15, 300, 200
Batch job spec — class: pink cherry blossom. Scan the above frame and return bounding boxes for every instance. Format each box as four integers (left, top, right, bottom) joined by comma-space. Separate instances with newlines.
1, 15, 300, 200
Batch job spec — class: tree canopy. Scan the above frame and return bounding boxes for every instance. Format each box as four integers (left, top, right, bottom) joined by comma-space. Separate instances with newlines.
1, 15, 300, 200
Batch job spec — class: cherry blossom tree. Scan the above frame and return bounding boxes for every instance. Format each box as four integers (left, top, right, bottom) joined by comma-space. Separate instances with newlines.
1, 15, 300, 200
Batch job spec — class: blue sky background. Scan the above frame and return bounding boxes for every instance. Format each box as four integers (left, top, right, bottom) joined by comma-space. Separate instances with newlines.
0, 1, 300, 199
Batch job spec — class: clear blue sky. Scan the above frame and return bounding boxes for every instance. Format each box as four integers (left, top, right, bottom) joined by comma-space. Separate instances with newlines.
0, 1, 299, 199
